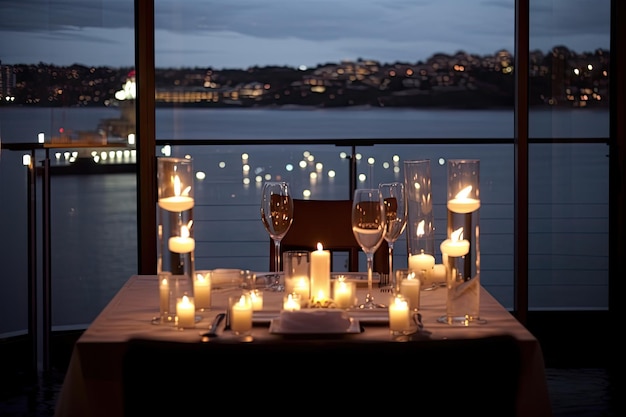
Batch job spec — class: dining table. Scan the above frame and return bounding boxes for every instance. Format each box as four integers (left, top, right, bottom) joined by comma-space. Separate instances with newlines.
53, 273, 553, 417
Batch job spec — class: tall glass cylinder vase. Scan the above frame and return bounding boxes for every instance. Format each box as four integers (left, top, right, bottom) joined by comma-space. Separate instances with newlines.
403, 160, 436, 290
156, 157, 196, 328
439, 159, 483, 325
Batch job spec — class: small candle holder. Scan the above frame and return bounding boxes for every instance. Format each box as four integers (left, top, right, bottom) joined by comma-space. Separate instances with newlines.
283, 293, 302, 310
228, 293, 253, 341
249, 289, 264, 311
332, 277, 356, 309
283, 250, 310, 300
404, 160, 436, 293
438, 159, 485, 325
193, 271, 212, 312
398, 270, 421, 311
388, 294, 414, 338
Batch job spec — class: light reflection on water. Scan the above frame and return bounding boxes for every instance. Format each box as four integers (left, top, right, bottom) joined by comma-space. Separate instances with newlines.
0, 107, 610, 333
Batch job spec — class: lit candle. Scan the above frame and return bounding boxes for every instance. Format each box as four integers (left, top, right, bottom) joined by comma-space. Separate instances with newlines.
333, 279, 355, 309
447, 185, 480, 214
408, 250, 435, 273
249, 289, 264, 311
283, 293, 301, 310
159, 277, 169, 315
310, 243, 330, 299
168, 222, 195, 253
158, 175, 194, 212
176, 295, 195, 328
389, 295, 411, 332
292, 277, 310, 302
231, 294, 253, 334
193, 273, 211, 310
440, 227, 470, 257
399, 273, 421, 311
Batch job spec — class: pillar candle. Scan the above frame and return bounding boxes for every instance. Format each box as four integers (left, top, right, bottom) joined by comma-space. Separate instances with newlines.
176, 295, 195, 328
408, 251, 435, 273
389, 295, 411, 331
231, 295, 252, 333
310, 243, 330, 299
431, 264, 446, 282
193, 273, 211, 310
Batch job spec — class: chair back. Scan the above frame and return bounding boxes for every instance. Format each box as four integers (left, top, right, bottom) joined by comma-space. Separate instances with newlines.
270, 199, 388, 273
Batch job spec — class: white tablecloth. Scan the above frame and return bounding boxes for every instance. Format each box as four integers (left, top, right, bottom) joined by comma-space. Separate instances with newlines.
54, 275, 552, 417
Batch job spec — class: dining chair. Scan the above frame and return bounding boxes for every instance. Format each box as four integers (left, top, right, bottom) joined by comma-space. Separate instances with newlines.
269, 199, 389, 273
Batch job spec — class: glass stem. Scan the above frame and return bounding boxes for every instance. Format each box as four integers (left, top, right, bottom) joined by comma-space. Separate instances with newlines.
366, 254, 374, 302
388, 242, 394, 288
274, 240, 281, 272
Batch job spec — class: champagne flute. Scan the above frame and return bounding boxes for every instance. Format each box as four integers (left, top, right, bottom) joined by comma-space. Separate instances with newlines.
260, 181, 294, 290
379, 182, 407, 292
352, 188, 386, 309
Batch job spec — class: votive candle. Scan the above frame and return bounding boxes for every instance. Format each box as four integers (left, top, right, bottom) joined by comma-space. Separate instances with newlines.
193, 273, 211, 310
333, 279, 355, 309
176, 295, 195, 328
389, 295, 411, 332
283, 293, 301, 310
399, 274, 421, 311
249, 289, 264, 311
231, 294, 253, 334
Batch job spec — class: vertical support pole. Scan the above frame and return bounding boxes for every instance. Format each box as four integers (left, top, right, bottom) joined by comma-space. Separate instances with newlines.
42, 148, 51, 372
27, 149, 38, 376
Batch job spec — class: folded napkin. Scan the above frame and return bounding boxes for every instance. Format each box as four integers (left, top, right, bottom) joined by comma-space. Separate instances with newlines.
209, 269, 244, 286
278, 309, 352, 333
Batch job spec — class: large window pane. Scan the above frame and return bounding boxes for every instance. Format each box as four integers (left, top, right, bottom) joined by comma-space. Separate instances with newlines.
528, 0, 610, 310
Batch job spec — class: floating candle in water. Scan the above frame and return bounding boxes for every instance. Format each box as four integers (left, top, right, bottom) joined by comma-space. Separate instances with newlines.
440, 227, 470, 257
447, 185, 480, 213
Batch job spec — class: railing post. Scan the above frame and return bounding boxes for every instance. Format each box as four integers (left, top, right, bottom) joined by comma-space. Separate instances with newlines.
27, 150, 38, 376
41, 149, 51, 372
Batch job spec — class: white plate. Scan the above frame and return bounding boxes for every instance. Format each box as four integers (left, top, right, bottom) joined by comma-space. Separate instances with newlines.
269, 317, 362, 335
254, 308, 391, 325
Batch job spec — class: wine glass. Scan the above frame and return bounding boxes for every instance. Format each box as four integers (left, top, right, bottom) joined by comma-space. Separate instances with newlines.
379, 182, 407, 292
352, 188, 386, 309
260, 181, 294, 291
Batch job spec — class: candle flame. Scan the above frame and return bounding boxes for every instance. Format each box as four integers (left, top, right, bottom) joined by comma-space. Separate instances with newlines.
451, 227, 464, 242
317, 242, 323, 251
455, 185, 473, 199
416, 220, 425, 237
196, 273, 206, 283
181, 225, 190, 239
182, 295, 190, 304
173, 175, 181, 196
161, 278, 168, 286
238, 294, 248, 306
172, 174, 191, 197
394, 295, 408, 307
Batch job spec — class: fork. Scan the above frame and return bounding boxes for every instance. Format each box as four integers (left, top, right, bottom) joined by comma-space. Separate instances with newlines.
379, 273, 393, 292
